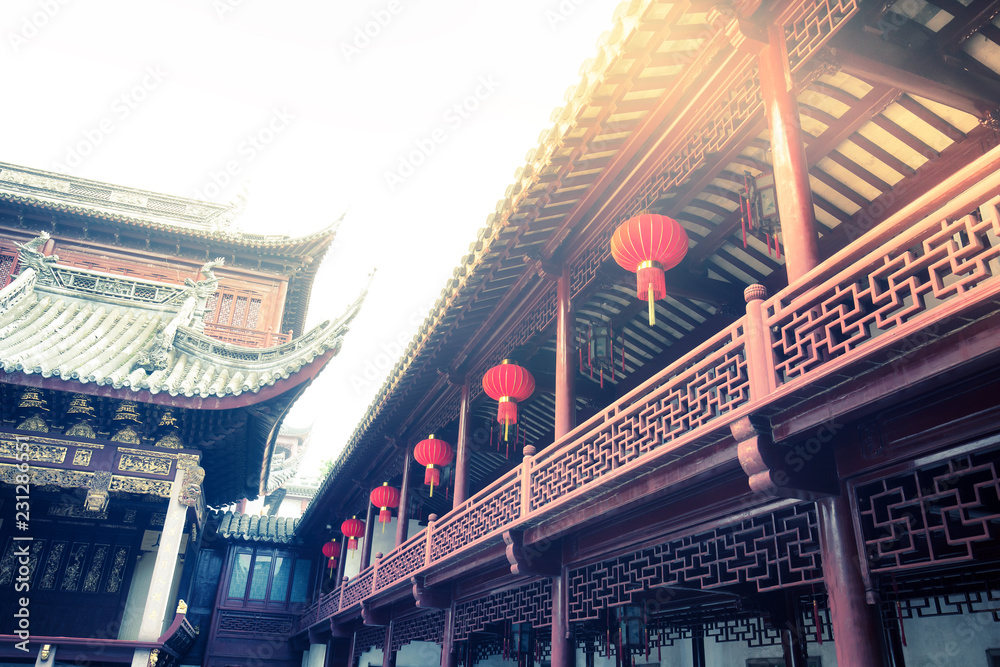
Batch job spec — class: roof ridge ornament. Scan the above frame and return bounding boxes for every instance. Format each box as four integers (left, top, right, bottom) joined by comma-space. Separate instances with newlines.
15, 232, 57, 285
135, 257, 224, 373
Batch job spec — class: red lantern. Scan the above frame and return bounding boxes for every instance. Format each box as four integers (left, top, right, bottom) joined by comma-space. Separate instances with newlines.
341, 516, 365, 551
482, 359, 535, 441
321, 539, 341, 571
414, 435, 454, 497
370, 482, 400, 532
610, 213, 688, 326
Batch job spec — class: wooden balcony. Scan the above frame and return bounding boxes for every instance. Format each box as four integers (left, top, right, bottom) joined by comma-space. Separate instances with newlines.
203, 322, 291, 348
295, 145, 1000, 634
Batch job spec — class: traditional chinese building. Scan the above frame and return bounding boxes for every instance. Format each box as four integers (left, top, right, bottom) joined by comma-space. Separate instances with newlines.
292, 1, 1000, 667
0, 163, 363, 667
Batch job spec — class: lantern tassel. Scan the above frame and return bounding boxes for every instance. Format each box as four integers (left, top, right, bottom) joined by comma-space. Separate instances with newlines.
648, 283, 655, 327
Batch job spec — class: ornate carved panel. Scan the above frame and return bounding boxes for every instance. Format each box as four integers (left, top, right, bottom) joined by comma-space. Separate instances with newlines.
216, 610, 294, 635
783, 0, 859, 72
109, 475, 172, 497
855, 449, 1000, 574
453, 580, 552, 640
390, 611, 445, 652
568, 505, 822, 621
105, 546, 129, 593
118, 453, 172, 475
530, 323, 747, 511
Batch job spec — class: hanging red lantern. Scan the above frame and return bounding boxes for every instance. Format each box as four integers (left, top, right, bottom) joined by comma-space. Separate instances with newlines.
370, 482, 400, 532
482, 359, 535, 441
610, 212, 688, 326
321, 539, 341, 571
414, 435, 454, 497
341, 516, 365, 551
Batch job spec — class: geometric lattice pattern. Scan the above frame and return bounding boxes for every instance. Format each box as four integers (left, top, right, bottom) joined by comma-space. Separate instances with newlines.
353, 626, 386, 667
375, 533, 427, 592
784, 0, 860, 71
340, 569, 375, 610
856, 449, 1000, 573
767, 202, 1000, 383
216, 610, 294, 635
390, 611, 446, 652
568, 504, 822, 621
530, 323, 748, 511
431, 469, 521, 561
453, 580, 553, 640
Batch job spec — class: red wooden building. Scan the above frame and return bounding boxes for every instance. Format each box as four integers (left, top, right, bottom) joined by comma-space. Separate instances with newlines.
0, 162, 362, 667
293, 1, 1000, 666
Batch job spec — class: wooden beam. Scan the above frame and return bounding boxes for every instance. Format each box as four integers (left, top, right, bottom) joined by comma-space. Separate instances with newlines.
828, 22, 1000, 115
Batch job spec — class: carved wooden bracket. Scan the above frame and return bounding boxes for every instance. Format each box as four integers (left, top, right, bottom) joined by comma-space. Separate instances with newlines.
361, 601, 391, 627
503, 530, 560, 576
411, 576, 450, 609
734, 414, 839, 500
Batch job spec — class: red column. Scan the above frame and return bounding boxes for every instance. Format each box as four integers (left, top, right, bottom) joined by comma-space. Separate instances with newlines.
818, 492, 883, 665
395, 447, 412, 547
758, 22, 820, 284
453, 380, 471, 507
360, 500, 376, 571
554, 265, 576, 439
550, 568, 573, 667
440, 605, 457, 667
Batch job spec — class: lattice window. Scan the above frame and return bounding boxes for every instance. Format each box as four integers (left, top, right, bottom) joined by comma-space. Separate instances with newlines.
568, 504, 822, 621
353, 626, 386, 667
856, 448, 1000, 574
784, 0, 859, 72
203, 292, 219, 323
390, 611, 446, 652
453, 579, 553, 640
216, 610, 294, 635
246, 298, 262, 329
217, 293, 234, 324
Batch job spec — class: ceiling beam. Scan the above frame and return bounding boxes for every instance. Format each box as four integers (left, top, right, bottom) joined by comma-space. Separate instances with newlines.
828, 22, 1000, 116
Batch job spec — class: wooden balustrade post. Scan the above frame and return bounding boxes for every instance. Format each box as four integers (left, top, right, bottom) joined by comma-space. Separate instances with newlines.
360, 500, 376, 571
396, 447, 412, 547
555, 264, 576, 439
372, 552, 382, 597
758, 21, 820, 284
454, 380, 471, 507
425, 514, 438, 566
744, 284, 776, 400
521, 446, 535, 519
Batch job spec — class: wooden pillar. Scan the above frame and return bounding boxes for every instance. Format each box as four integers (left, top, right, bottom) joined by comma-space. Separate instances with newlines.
554, 265, 576, 439
396, 447, 412, 547
453, 380, 471, 507
382, 621, 394, 667
818, 492, 883, 665
758, 21, 820, 284
360, 499, 376, 571
441, 605, 458, 667
335, 545, 348, 585
691, 628, 706, 667
550, 567, 573, 667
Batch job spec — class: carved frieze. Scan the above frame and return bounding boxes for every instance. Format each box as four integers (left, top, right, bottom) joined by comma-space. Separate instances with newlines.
0, 439, 65, 463
0, 464, 93, 489
109, 475, 171, 497
73, 449, 93, 466
47, 504, 108, 520
119, 453, 172, 476
105, 547, 128, 593
83, 545, 108, 593
39, 542, 66, 590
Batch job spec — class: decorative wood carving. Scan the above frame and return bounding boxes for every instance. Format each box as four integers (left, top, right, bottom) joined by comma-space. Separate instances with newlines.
734, 414, 839, 499
503, 530, 559, 576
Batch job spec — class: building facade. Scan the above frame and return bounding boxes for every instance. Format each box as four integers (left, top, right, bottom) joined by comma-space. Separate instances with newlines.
293, 1, 1000, 666
0, 164, 361, 667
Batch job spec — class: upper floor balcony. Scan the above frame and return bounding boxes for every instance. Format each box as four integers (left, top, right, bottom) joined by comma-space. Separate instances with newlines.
296, 140, 1000, 635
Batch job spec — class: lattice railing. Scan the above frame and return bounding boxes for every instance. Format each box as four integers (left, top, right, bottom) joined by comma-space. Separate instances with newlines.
203, 322, 291, 348
766, 195, 1000, 385
50, 265, 188, 305
430, 469, 521, 560
339, 568, 374, 611
529, 320, 748, 511
374, 531, 427, 592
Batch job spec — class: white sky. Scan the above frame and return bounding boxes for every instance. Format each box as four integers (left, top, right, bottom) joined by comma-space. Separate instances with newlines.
2, 0, 622, 476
